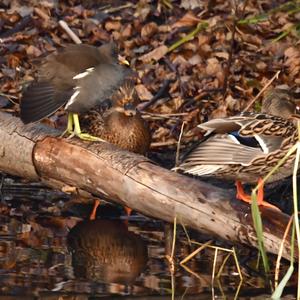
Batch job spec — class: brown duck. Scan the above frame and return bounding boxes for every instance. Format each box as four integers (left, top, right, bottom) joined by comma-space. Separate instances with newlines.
176, 89, 299, 209
81, 80, 151, 219
68, 220, 148, 284
81, 80, 151, 155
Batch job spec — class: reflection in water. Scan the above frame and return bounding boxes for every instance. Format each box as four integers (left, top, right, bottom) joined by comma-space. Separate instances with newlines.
68, 220, 148, 284
0, 176, 297, 299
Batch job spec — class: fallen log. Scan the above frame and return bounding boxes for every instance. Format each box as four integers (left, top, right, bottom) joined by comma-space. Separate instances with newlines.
0, 111, 294, 260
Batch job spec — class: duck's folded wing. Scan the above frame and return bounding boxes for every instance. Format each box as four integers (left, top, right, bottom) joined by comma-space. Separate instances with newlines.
198, 113, 293, 136
178, 134, 266, 176
198, 113, 259, 136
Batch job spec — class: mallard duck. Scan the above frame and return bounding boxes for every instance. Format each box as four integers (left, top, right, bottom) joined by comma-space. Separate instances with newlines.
80, 80, 151, 219
20, 42, 130, 141
68, 220, 148, 284
176, 89, 299, 208
81, 80, 151, 155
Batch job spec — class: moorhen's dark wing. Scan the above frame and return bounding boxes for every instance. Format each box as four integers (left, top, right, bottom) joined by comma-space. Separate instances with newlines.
20, 43, 125, 124
20, 81, 73, 123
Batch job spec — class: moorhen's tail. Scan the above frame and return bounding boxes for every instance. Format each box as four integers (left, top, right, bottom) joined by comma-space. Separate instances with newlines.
20, 81, 71, 124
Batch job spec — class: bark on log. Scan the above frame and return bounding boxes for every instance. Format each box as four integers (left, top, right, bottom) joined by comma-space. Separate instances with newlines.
0, 112, 295, 260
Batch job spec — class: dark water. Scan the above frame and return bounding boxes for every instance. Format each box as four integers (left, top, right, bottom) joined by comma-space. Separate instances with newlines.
0, 175, 297, 299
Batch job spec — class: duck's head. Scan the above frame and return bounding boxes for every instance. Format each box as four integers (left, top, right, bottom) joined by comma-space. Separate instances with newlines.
262, 88, 299, 119
111, 80, 139, 117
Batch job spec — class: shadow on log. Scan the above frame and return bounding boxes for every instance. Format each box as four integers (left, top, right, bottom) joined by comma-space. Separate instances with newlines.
0, 112, 295, 260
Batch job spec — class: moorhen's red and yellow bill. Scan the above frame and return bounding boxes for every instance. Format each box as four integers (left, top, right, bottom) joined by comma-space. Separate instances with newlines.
20, 42, 131, 141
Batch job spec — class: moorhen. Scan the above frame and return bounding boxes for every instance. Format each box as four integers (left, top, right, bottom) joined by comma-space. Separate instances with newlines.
20, 42, 131, 141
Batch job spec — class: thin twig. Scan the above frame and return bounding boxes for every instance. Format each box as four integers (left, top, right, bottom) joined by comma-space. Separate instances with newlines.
175, 121, 185, 167
179, 218, 192, 246
292, 124, 300, 300
0, 92, 18, 104
34, 7, 50, 22
211, 248, 218, 299
142, 112, 188, 120
58, 20, 82, 45
216, 252, 231, 278
168, 22, 208, 53
243, 71, 280, 112
166, 216, 177, 276
180, 240, 213, 265
139, 79, 172, 111
102, 3, 135, 14
150, 140, 179, 148
232, 247, 243, 281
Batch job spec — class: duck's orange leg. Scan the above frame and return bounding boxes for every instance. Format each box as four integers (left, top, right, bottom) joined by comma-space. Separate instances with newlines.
124, 206, 132, 217
235, 179, 280, 211
123, 206, 133, 227
90, 199, 101, 220
235, 181, 251, 203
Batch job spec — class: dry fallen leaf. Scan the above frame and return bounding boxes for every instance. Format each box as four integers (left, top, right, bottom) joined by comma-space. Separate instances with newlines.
206, 57, 222, 76
25, 45, 42, 57
210, 104, 228, 119
135, 84, 154, 101
105, 20, 121, 31
180, 0, 204, 10
141, 22, 158, 39
284, 47, 300, 78
172, 12, 201, 28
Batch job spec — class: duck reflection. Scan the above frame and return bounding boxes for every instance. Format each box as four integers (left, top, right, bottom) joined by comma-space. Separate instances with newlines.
67, 220, 148, 284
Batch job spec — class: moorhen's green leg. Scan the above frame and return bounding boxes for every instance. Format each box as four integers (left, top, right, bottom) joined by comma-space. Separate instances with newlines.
70, 113, 107, 142
60, 113, 74, 137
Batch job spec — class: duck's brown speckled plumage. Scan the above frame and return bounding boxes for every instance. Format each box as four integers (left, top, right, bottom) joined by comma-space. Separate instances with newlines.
177, 89, 299, 183
81, 81, 151, 155
68, 220, 148, 284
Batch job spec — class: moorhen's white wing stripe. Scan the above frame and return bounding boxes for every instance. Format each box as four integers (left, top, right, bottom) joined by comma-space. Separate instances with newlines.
65, 89, 80, 109
73, 67, 95, 80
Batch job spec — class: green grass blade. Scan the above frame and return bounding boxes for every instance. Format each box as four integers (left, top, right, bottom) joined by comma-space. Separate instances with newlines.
251, 190, 270, 273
